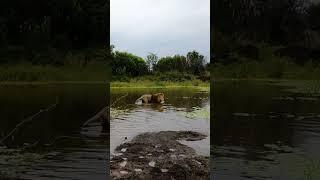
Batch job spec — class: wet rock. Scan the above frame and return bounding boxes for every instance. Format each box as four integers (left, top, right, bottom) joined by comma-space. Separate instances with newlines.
120, 148, 127, 152
110, 131, 209, 179
119, 161, 127, 167
148, 161, 156, 167
120, 171, 128, 175
134, 168, 142, 173
161, 169, 168, 173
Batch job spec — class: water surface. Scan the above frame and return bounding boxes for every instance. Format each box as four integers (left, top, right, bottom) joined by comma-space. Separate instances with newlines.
0, 83, 108, 179
110, 87, 210, 157
212, 80, 320, 180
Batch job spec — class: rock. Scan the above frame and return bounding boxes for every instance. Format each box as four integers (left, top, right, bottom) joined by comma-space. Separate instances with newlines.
113, 153, 123, 156
149, 161, 156, 167
119, 161, 127, 167
161, 169, 168, 173
194, 160, 202, 165
134, 169, 142, 173
170, 154, 177, 160
120, 171, 129, 175
178, 154, 186, 158
110, 131, 209, 179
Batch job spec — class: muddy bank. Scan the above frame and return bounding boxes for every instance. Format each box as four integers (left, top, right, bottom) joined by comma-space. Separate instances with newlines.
110, 131, 209, 180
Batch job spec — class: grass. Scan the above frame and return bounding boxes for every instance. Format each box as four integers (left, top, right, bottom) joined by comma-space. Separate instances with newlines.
212, 41, 320, 80
0, 61, 109, 82
111, 80, 209, 88
111, 73, 209, 88
212, 60, 320, 80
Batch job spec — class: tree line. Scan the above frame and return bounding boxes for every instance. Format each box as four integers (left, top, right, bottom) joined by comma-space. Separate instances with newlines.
0, 0, 109, 65
212, 0, 320, 64
110, 46, 209, 79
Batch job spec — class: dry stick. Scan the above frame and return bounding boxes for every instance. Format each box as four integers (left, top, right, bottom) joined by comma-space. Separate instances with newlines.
110, 93, 128, 108
81, 93, 128, 127
0, 100, 59, 145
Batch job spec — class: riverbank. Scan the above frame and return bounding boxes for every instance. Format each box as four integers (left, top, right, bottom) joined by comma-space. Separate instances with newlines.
0, 62, 109, 82
212, 61, 320, 80
111, 79, 209, 89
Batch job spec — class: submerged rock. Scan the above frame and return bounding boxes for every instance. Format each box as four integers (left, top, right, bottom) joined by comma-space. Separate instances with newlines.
110, 130, 209, 180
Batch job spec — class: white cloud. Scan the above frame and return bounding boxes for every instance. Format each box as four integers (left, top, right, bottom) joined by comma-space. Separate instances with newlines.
111, 0, 210, 60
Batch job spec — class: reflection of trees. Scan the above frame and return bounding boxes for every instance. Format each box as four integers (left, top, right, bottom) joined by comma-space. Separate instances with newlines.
0, 85, 107, 147
212, 82, 298, 161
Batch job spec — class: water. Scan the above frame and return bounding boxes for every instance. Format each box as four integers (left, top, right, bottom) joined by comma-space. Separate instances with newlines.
110, 87, 210, 157
0, 83, 108, 179
212, 80, 320, 180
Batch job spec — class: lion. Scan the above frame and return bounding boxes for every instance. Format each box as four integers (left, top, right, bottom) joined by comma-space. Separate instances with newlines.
135, 93, 165, 105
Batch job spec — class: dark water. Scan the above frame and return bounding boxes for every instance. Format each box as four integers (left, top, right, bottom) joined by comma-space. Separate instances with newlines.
212, 80, 320, 180
110, 87, 210, 157
0, 83, 108, 179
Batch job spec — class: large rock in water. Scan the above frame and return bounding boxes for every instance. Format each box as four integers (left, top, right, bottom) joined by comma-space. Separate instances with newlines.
110, 131, 209, 180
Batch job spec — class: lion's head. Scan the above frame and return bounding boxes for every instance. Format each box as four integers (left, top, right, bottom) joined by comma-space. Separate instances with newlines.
153, 93, 165, 104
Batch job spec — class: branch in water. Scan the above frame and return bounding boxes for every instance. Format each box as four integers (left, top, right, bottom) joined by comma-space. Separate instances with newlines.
81, 93, 128, 127
0, 98, 59, 146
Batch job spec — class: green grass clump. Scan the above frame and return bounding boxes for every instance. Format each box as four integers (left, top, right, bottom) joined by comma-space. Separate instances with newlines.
0, 62, 109, 82
111, 72, 209, 88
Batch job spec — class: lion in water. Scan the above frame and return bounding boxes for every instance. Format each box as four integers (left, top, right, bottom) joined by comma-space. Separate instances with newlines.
135, 93, 165, 105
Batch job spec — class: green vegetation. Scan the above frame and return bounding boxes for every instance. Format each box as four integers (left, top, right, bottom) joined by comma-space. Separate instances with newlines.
111, 46, 210, 87
212, 44, 320, 79
0, 0, 109, 82
304, 160, 320, 180
111, 72, 209, 88
212, 0, 320, 80
111, 79, 209, 88
0, 62, 108, 82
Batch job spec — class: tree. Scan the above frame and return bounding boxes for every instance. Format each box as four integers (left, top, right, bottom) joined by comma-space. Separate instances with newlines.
186, 51, 206, 75
146, 53, 158, 72
111, 51, 148, 77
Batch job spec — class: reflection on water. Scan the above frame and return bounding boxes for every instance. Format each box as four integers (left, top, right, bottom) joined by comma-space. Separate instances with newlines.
0, 83, 108, 179
110, 87, 210, 156
212, 81, 320, 180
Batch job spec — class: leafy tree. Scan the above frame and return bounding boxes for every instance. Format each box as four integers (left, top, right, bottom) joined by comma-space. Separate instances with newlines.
146, 53, 158, 72
0, 0, 109, 64
186, 51, 206, 75
112, 51, 148, 77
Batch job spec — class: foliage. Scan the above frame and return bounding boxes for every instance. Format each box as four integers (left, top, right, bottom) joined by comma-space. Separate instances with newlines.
155, 55, 188, 73
0, 61, 108, 82
146, 53, 158, 72
111, 51, 148, 77
212, 0, 320, 69
0, 0, 109, 65
112, 48, 209, 80
0, 0, 108, 49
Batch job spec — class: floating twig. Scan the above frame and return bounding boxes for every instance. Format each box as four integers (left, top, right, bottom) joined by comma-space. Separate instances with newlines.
81, 93, 128, 127
0, 98, 59, 145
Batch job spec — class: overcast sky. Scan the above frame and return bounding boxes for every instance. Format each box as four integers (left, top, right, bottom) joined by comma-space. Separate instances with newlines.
111, 0, 210, 60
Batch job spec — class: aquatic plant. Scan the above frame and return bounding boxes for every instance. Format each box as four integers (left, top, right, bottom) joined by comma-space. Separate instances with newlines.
304, 160, 320, 180
185, 107, 210, 120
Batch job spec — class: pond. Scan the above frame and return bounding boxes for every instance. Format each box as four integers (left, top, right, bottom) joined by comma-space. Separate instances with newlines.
0, 83, 108, 179
110, 87, 210, 157
212, 80, 320, 180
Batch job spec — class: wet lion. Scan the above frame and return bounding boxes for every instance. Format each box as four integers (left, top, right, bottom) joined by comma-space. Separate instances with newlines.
135, 93, 165, 105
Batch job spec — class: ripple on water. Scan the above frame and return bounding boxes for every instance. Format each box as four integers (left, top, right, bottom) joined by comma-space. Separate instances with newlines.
0, 123, 108, 180
110, 103, 210, 157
